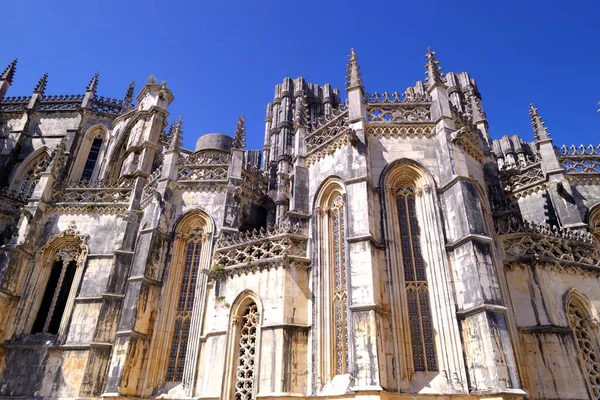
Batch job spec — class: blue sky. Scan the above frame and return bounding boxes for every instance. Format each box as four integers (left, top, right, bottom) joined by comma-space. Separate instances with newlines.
2, 0, 598, 152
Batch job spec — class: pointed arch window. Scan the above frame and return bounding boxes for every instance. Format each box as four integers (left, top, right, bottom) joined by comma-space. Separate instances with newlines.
330, 194, 348, 375
18, 152, 51, 198
314, 180, 350, 385
567, 298, 600, 398
24, 226, 87, 339
31, 247, 79, 334
234, 302, 259, 400
81, 136, 103, 180
396, 186, 437, 372
166, 228, 203, 382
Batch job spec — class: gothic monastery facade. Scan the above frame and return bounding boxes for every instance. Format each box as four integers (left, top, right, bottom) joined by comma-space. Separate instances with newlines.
0, 49, 599, 399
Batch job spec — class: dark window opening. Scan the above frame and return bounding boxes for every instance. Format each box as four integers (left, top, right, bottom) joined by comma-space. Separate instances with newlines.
31, 259, 77, 335
82, 137, 103, 180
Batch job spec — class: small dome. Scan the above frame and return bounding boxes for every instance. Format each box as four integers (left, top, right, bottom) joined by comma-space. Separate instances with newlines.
195, 133, 233, 152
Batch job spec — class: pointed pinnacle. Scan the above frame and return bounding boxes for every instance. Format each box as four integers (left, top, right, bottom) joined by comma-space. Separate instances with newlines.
1, 59, 17, 84
232, 114, 246, 149
168, 116, 183, 151
345, 48, 363, 90
33, 73, 48, 95
125, 80, 135, 102
86, 72, 99, 95
529, 103, 551, 141
425, 47, 444, 89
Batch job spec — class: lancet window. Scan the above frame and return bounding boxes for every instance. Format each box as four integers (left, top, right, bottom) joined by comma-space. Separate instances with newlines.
31, 244, 80, 334
396, 186, 437, 372
166, 228, 203, 382
81, 136, 103, 179
330, 194, 348, 375
567, 299, 600, 398
314, 179, 350, 384
234, 302, 259, 400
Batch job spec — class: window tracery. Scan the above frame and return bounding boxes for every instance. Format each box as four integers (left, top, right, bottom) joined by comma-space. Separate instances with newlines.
314, 180, 350, 385
330, 194, 348, 375
166, 228, 203, 382
28, 227, 87, 339
396, 186, 437, 372
568, 300, 600, 398
234, 302, 259, 400
19, 152, 51, 197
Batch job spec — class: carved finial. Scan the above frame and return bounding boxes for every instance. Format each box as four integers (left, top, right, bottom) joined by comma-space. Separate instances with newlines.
345, 48, 363, 90
33, 73, 48, 95
124, 80, 135, 105
168, 116, 183, 151
232, 114, 246, 149
86, 72, 99, 95
425, 47, 444, 89
294, 91, 310, 128
529, 103, 551, 141
1, 59, 17, 84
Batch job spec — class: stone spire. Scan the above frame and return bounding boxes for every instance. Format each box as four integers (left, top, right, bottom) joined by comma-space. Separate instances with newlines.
1, 59, 17, 84
124, 80, 135, 105
86, 72, 99, 95
529, 103, 551, 141
232, 114, 246, 149
33, 73, 48, 96
425, 47, 444, 90
168, 116, 183, 151
345, 48, 363, 90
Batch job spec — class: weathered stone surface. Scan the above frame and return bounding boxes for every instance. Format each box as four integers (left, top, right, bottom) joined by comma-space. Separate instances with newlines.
0, 50, 598, 400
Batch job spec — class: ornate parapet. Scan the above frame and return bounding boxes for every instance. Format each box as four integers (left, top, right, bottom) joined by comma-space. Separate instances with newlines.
556, 144, 600, 183
38, 94, 84, 112
49, 179, 134, 211
499, 162, 546, 197
212, 222, 310, 276
365, 92, 432, 124
494, 213, 600, 272
305, 110, 356, 166
0, 96, 30, 113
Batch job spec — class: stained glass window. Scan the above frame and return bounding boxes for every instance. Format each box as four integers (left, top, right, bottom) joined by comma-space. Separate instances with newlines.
396, 186, 437, 372
166, 231, 202, 382
235, 302, 259, 400
568, 301, 600, 398
331, 195, 348, 375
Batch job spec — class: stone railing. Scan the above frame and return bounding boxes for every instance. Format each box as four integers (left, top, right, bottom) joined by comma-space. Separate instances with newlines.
185, 150, 232, 166
38, 94, 84, 112
305, 112, 351, 154
311, 104, 347, 130
51, 179, 134, 204
0, 96, 30, 113
212, 222, 309, 275
90, 96, 125, 115
178, 165, 228, 181
364, 91, 432, 104
499, 162, 545, 194
556, 144, 600, 174
494, 213, 600, 267
366, 102, 432, 124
